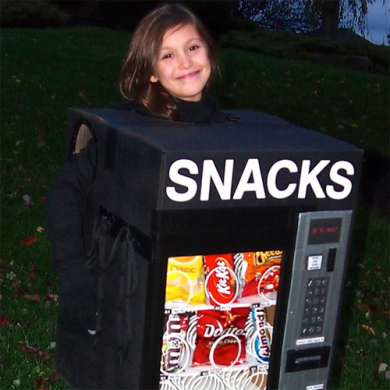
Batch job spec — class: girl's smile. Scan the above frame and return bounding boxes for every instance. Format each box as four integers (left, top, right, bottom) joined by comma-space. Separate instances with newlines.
150, 24, 211, 101
176, 70, 200, 80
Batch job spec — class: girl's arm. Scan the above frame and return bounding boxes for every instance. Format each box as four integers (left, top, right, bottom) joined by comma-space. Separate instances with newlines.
46, 145, 95, 294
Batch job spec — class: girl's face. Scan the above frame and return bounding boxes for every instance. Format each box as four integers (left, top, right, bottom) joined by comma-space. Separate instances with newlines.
150, 23, 211, 102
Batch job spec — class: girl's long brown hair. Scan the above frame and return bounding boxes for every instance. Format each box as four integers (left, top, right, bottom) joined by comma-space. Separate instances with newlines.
119, 3, 218, 120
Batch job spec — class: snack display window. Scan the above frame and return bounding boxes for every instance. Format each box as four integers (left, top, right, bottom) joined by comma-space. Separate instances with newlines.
159, 251, 281, 390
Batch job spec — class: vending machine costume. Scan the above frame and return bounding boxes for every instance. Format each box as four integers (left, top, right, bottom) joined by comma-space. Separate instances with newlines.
55, 108, 362, 390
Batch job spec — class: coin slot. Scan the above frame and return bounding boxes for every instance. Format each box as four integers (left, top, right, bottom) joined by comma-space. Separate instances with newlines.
326, 248, 337, 272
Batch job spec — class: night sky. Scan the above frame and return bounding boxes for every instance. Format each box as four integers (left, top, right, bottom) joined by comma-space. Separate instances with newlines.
362, 1, 389, 45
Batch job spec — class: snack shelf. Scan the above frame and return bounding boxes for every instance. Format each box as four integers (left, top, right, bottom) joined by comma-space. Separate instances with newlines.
160, 361, 269, 390
165, 292, 277, 314
161, 357, 268, 379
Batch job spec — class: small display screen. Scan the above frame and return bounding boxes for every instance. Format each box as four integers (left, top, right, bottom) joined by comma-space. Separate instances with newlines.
308, 218, 342, 245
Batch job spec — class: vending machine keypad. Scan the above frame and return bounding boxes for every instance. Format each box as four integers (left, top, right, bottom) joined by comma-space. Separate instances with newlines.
301, 278, 329, 336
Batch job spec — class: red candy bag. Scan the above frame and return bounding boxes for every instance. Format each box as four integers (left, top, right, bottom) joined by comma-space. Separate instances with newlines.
204, 254, 238, 306
192, 307, 250, 368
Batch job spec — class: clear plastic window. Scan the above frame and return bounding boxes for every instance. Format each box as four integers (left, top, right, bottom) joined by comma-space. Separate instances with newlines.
160, 250, 282, 390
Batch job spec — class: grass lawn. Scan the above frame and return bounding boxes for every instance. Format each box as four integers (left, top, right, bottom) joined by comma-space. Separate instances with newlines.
1, 27, 389, 389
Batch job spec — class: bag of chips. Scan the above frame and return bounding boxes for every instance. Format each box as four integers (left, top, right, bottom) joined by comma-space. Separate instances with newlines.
165, 255, 206, 305
192, 308, 250, 368
236, 251, 282, 298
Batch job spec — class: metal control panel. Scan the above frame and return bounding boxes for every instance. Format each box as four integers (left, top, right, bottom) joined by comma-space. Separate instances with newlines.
278, 210, 353, 390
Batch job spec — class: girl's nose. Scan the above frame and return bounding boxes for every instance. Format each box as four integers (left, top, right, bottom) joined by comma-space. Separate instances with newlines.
179, 52, 192, 69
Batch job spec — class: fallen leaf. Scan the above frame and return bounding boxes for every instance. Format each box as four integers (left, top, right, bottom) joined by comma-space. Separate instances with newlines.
0, 360, 11, 368
34, 377, 44, 386
78, 90, 90, 104
22, 194, 33, 206
23, 294, 41, 302
20, 344, 50, 359
23, 237, 38, 245
37, 226, 45, 233
361, 324, 376, 335
12, 280, 25, 297
37, 134, 48, 149
0, 316, 7, 325
46, 294, 58, 302
21, 343, 39, 355
379, 363, 389, 373
40, 350, 50, 360
49, 370, 60, 381
27, 268, 38, 277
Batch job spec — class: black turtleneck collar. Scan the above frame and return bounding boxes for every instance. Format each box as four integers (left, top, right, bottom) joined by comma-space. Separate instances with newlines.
174, 91, 227, 124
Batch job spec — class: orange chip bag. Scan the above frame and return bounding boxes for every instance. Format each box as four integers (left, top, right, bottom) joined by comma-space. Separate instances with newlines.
235, 251, 282, 298
165, 255, 206, 305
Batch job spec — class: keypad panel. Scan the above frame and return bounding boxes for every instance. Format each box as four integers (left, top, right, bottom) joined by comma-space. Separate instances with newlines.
301, 277, 329, 337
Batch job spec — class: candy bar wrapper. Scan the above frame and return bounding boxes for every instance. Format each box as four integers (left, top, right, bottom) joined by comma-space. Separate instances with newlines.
161, 312, 189, 374
165, 255, 206, 305
239, 251, 282, 298
192, 307, 250, 367
204, 253, 238, 306
252, 307, 272, 363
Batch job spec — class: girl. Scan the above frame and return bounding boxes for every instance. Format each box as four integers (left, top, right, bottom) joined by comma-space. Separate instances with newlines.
47, 3, 227, 387
119, 2, 226, 123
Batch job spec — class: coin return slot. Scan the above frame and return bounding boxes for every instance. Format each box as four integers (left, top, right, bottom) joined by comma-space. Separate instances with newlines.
285, 346, 331, 372
295, 355, 321, 364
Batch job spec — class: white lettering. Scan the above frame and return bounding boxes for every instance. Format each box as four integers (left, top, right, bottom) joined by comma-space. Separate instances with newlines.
326, 161, 354, 199
233, 158, 266, 200
215, 262, 231, 295
200, 159, 234, 201
267, 159, 298, 199
298, 160, 330, 199
204, 323, 224, 338
166, 159, 198, 202
165, 158, 355, 203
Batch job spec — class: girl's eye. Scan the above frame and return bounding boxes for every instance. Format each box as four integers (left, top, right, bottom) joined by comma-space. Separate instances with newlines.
189, 45, 200, 51
162, 53, 173, 60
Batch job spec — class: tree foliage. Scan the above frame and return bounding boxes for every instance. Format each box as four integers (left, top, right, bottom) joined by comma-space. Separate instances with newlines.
237, 0, 376, 39
306, 0, 376, 37
237, 0, 314, 33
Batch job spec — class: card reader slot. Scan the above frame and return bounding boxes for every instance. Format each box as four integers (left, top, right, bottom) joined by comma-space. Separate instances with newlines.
285, 346, 331, 372
327, 248, 337, 271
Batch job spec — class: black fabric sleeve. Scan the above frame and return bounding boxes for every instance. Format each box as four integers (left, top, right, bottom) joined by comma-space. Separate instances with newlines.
46, 145, 96, 293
